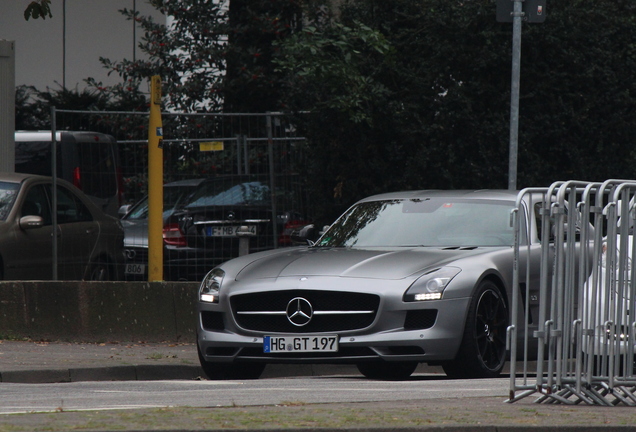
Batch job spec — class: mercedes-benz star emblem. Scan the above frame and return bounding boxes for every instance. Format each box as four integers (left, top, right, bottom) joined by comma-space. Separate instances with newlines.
227, 211, 236, 220
286, 297, 313, 327
125, 249, 137, 259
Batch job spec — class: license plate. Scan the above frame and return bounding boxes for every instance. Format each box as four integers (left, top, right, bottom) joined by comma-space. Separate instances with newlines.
125, 263, 146, 275
263, 335, 338, 353
206, 225, 257, 237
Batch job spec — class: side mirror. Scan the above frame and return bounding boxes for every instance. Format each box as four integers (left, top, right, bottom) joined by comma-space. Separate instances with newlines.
118, 204, 131, 218
291, 224, 316, 245
19, 215, 44, 230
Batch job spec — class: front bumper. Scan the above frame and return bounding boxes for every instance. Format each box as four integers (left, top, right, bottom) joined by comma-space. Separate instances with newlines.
197, 296, 470, 365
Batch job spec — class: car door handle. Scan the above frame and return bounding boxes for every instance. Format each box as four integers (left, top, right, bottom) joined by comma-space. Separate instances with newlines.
85, 227, 96, 235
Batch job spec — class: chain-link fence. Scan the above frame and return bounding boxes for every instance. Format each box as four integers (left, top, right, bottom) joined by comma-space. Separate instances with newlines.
41, 109, 313, 281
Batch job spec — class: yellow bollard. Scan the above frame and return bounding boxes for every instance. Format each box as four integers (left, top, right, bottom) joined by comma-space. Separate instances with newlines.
148, 75, 164, 281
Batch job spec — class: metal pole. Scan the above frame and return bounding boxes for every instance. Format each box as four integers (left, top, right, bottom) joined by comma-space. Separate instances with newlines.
132, 0, 137, 63
266, 114, 278, 248
236, 135, 242, 175
508, 0, 523, 191
62, 0, 66, 89
51, 106, 58, 280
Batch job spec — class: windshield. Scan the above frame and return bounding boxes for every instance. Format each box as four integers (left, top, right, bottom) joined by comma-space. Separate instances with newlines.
0, 181, 20, 221
124, 185, 196, 220
186, 180, 270, 208
316, 198, 515, 247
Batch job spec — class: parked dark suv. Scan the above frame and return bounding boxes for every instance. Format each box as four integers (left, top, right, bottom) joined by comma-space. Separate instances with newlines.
14, 131, 124, 217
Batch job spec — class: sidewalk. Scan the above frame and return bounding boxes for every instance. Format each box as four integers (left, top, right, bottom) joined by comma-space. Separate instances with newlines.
0, 339, 378, 383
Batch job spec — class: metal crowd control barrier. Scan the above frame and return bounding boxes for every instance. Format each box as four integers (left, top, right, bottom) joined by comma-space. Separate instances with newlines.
507, 180, 636, 405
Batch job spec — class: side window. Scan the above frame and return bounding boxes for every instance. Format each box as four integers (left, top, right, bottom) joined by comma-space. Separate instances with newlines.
54, 185, 94, 224
534, 202, 544, 241
77, 143, 117, 199
21, 184, 52, 225
15, 141, 53, 176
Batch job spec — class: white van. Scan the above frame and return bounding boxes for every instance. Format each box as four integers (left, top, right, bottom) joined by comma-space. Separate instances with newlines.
14, 131, 124, 217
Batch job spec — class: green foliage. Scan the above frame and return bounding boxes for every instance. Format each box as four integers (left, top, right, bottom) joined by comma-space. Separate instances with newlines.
15, 85, 46, 130
15, 82, 147, 132
18, 0, 636, 222
275, 21, 392, 124
517, 0, 636, 185
273, 0, 636, 221
97, 0, 304, 114
24, 0, 52, 20
223, 0, 304, 113
99, 0, 228, 113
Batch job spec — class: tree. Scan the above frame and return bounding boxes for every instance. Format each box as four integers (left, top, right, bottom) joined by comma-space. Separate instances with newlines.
515, 0, 636, 186
15, 83, 147, 132
26, 0, 636, 221
273, 0, 636, 221
97, 0, 306, 113
273, 16, 396, 221
24, 0, 52, 20
223, 0, 304, 112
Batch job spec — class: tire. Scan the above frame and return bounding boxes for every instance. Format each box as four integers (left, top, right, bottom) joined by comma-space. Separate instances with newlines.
197, 344, 265, 380
357, 361, 418, 380
87, 259, 112, 281
442, 280, 508, 379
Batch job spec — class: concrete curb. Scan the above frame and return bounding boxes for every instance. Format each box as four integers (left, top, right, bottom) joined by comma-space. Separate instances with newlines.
0, 364, 372, 384
0, 365, 202, 383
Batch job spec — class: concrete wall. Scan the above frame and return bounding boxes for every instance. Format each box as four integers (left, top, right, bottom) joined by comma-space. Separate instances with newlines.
0, 281, 199, 343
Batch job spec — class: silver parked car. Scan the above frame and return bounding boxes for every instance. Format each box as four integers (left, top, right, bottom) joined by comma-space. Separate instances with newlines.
120, 178, 204, 280
0, 173, 124, 280
196, 189, 543, 380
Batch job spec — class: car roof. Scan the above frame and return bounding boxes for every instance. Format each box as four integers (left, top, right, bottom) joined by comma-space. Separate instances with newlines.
165, 178, 206, 187
15, 130, 115, 143
0, 172, 51, 184
357, 189, 519, 204
0, 172, 87, 193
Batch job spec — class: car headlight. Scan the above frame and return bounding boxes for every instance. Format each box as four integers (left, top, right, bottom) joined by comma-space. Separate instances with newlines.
200, 268, 224, 303
403, 267, 461, 302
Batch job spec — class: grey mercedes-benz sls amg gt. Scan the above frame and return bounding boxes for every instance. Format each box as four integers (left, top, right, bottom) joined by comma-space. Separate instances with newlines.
196, 189, 544, 380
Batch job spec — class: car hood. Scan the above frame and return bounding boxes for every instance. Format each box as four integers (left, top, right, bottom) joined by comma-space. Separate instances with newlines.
122, 219, 148, 248
235, 246, 507, 281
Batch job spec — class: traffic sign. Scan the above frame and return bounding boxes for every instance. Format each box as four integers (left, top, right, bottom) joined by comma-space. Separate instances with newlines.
497, 0, 546, 23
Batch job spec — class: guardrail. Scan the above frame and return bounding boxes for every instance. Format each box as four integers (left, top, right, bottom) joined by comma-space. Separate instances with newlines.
508, 180, 636, 405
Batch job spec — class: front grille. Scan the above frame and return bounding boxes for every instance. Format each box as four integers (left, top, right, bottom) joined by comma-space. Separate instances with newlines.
231, 290, 380, 333
404, 310, 438, 330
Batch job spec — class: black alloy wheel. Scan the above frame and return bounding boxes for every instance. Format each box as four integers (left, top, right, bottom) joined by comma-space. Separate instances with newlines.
442, 280, 508, 379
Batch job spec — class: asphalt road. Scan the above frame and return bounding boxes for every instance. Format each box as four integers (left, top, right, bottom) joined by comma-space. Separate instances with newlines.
3, 341, 636, 431
1, 375, 510, 414
2, 375, 636, 431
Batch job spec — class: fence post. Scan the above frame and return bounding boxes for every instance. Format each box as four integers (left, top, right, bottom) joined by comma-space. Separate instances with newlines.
51, 106, 58, 280
266, 114, 278, 248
